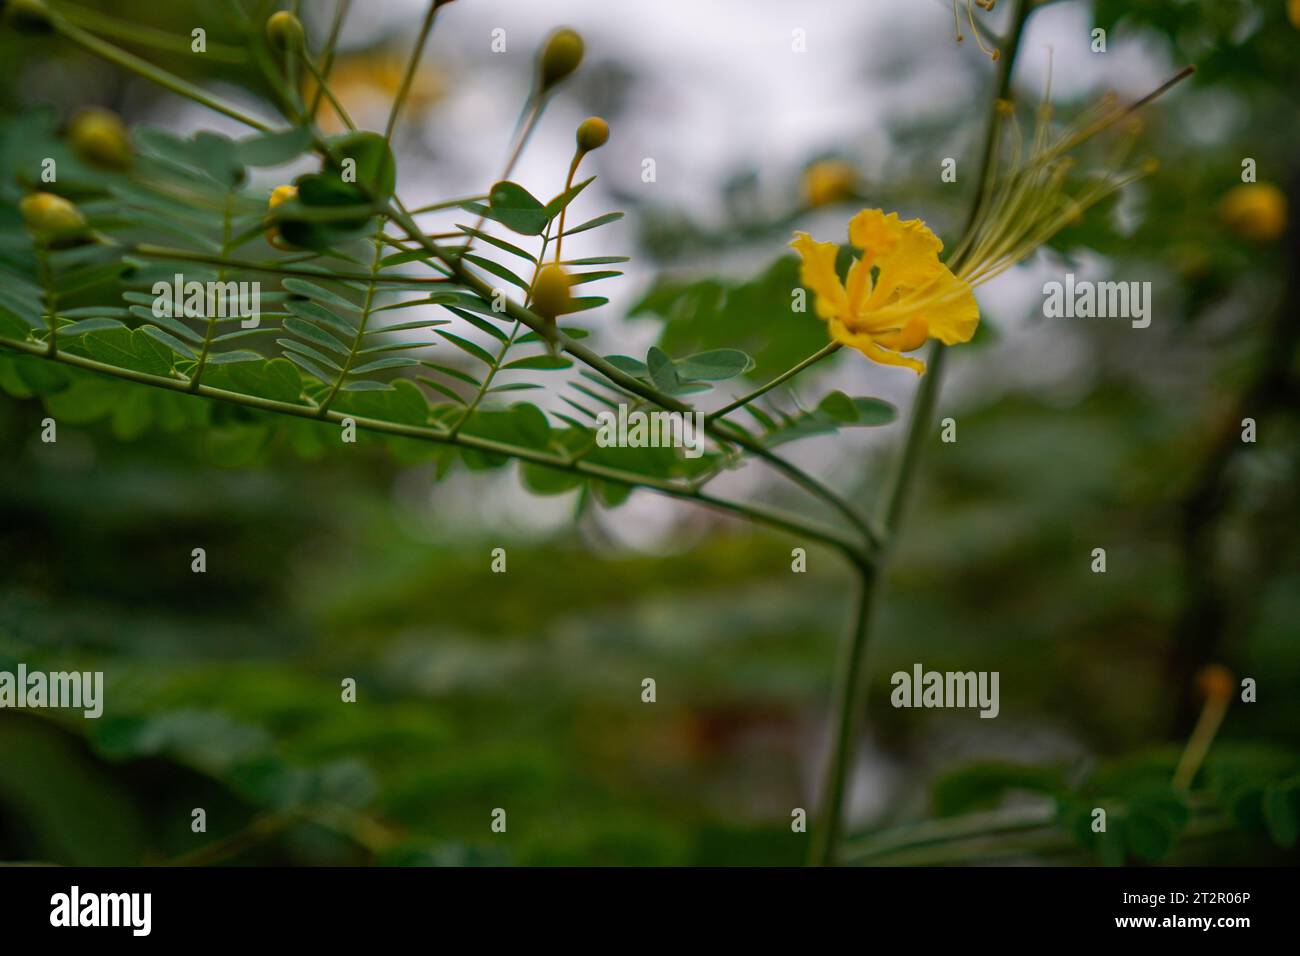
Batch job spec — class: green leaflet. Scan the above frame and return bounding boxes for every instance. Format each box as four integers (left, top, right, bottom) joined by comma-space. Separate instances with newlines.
81, 326, 175, 377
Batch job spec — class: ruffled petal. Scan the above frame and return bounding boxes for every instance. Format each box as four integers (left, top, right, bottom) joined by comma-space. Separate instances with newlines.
920, 266, 980, 345
857, 212, 947, 310
790, 231, 848, 322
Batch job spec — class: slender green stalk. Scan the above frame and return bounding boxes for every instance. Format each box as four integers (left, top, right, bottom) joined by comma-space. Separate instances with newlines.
49, 14, 272, 132
810, 0, 1034, 867
708, 342, 841, 422
309, 0, 352, 119
303, 54, 357, 132
55, 2, 249, 63
317, 224, 388, 414
810, 568, 877, 866
450, 229, 551, 436
408, 195, 489, 215
132, 245, 451, 286
188, 193, 234, 390
384, 0, 441, 142
36, 247, 58, 357
0, 332, 864, 558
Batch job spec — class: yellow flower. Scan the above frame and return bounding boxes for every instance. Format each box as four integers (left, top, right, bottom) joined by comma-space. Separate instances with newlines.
306, 50, 446, 134
266, 184, 298, 249
1219, 183, 1287, 242
802, 160, 857, 208
791, 209, 978, 374
1289, 0, 1300, 29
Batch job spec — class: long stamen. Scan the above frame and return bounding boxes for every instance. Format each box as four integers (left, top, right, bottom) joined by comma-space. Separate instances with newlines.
967, 0, 1000, 62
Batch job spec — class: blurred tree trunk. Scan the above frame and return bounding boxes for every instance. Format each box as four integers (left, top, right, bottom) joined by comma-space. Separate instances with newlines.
1168, 168, 1300, 732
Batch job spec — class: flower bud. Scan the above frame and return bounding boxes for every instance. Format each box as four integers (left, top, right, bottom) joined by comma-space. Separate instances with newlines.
576, 117, 609, 153
266, 11, 305, 53
1196, 664, 1234, 703
4, 0, 52, 34
1219, 183, 1287, 242
539, 28, 583, 91
68, 108, 133, 170
19, 192, 87, 239
1289, 0, 1300, 29
530, 264, 573, 320
266, 184, 299, 250
802, 160, 857, 208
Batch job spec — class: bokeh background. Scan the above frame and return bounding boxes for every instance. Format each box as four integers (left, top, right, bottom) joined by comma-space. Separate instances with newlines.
0, 0, 1297, 865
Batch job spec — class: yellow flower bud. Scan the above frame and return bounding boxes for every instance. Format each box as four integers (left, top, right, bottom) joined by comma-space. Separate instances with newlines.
1219, 183, 1287, 242
539, 28, 584, 91
802, 160, 857, 208
269, 184, 298, 210
19, 192, 87, 238
4, 0, 52, 33
576, 117, 609, 153
68, 108, 133, 170
530, 264, 573, 320
1196, 664, 1234, 703
1289, 0, 1300, 29
266, 11, 305, 53
266, 184, 298, 250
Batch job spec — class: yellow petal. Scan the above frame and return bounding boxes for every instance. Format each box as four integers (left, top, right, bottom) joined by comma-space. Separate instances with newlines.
874, 315, 928, 352
867, 216, 947, 308
845, 254, 873, 315
920, 266, 980, 345
829, 319, 926, 374
791, 231, 848, 321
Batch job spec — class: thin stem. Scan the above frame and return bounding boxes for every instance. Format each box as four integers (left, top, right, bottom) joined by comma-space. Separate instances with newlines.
408, 195, 489, 215
55, 2, 248, 63
384, 1, 440, 143
451, 229, 551, 436
317, 223, 387, 414
49, 13, 272, 132
553, 153, 581, 264
810, 568, 877, 866
0, 333, 865, 558
464, 98, 545, 248
309, 0, 352, 119
1172, 694, 1229, 791
131, 245, 451, 286
810, 0, 1034, 867
708, 342, 841, 422
303, 54, 358, 132
189, 193, 234, 391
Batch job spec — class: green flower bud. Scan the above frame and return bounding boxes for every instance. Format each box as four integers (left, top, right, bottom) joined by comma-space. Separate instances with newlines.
266, 10, 305, 53
539, 28, 584, 91
530, 264, 573, 320
4, 0, 53, 33
68, 108, 134, 170
576, 116, 609, 153
19, 192, 87, 240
